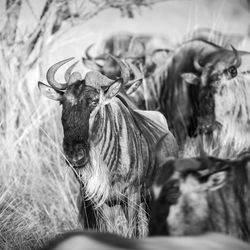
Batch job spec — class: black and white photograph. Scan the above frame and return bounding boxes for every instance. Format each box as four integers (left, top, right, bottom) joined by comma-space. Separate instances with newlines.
0, 0, 250, 249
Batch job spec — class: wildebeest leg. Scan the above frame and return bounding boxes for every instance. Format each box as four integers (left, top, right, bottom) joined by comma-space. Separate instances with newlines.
77, 188, 97, 229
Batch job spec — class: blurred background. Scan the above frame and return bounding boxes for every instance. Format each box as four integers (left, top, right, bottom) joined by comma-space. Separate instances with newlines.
1, 0, 250, 63
0, 0, 250, 249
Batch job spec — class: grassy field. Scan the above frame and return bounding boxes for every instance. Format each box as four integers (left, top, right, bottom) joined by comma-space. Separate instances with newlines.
0, 55, 82, 249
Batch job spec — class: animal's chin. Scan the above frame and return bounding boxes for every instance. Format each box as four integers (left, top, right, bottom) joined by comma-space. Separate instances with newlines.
64, 153, 89, 168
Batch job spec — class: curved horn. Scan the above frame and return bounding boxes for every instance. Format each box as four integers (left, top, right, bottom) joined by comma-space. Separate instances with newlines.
152, 48, 170, 56
85, 44, 107, 61
86, 44, 110, 60
194, 56, 203, 72
46, 57, 75, 90
126, 79, 143, 95
193, 48, 205, 72
82, 53, 107, 71
94, 54, 108, 61
125, 60, 143, 85
109, 55, 130, 84
124, 55, 145, 63
231, 45, 241, 68
85, 44, 94, 60
124, 61, 143, 95
64, 61, 79, 82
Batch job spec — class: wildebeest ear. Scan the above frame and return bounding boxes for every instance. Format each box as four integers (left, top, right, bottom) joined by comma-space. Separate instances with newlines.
38, 81, 63, 101
203, 171, 227, 191
181, 73, 200, 85
104, 81, 122, 99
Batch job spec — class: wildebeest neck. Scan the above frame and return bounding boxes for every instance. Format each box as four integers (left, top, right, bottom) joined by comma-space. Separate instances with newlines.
83, 96, 177, 205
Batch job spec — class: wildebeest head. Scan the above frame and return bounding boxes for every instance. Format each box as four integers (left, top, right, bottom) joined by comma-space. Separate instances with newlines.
150, 147, 235, 236
165, 157, 229, 236
154, 153, 250, 238
82, 34, 147, 79
82, 44, 121, 79
82, 35, 171, 80
181, 46, 242, 135
38, 57, 142, 169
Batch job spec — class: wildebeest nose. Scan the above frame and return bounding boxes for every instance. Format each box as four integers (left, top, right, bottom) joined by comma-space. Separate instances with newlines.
64, 144, 89, 168
72, 148, 85, 162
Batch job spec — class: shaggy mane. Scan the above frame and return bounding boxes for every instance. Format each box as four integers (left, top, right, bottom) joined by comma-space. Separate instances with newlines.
205, 75, 250, 158
80, 93, 170, 207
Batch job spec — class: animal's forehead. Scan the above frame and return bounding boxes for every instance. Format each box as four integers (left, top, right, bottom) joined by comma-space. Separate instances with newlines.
85, 71, 114, 87
63, 81, 99, 105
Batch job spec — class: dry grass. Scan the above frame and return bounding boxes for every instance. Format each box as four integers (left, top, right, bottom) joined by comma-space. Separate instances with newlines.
0, 54, 81, 249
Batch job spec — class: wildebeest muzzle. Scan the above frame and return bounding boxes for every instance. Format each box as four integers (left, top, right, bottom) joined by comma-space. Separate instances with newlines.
63, 141, 90, 168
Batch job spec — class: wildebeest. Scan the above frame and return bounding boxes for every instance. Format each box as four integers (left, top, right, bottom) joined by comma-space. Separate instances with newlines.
41, 230, 250, 250
139, 39, 221, 147
38, 57, 178, 237
181, 43, 250, 157
153, 36, 250, 151
82, 32, 172, 111
84, 32, 250, 154
150, 152, 250, 242
82, 32, 172, 80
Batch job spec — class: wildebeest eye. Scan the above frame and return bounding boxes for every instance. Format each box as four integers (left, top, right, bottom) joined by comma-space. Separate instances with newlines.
89, 98, 99, 108
228, 65, 237, 78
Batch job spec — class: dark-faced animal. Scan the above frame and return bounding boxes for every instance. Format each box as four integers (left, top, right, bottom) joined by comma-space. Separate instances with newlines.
149, 153, 250, 242
38, 57, 178, 237
140, 39, 220, 147
182, 43, 250, 157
